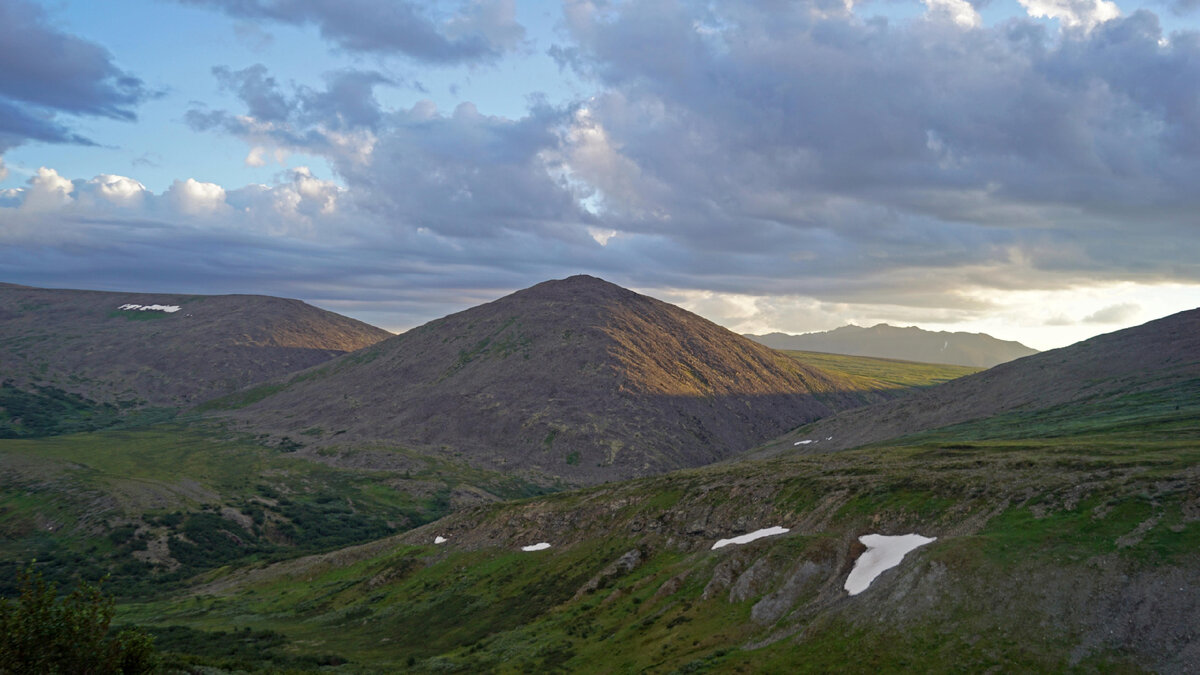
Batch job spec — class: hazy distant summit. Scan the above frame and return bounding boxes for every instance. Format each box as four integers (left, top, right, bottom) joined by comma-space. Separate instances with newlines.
746, 323, 1038, 368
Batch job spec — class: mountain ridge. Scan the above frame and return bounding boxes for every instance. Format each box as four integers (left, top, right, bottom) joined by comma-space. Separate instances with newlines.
0, 283, 391, 435
754, 306, 1200, 455
746, 323, 1038, 368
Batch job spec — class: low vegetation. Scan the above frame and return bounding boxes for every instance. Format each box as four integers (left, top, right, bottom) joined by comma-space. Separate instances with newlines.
0, 566, 156, 674
111, 396, 1198, 671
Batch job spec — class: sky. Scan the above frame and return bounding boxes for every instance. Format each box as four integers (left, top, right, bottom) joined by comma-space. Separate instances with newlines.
1, 0, 1198, 351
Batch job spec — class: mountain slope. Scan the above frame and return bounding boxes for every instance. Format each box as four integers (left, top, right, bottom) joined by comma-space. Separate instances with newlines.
755, 307, 1200, 455
747, 323, 1038, 368
219, 275, 882, 483
0, 283, 390, 435
126, 410, 1200, 673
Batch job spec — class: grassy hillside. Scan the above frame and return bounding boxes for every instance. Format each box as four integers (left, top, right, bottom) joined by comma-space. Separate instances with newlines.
0, 422, 552, 599
779, 350, 980, 390
0, 283, 390, 430
110, 386, 1200, 673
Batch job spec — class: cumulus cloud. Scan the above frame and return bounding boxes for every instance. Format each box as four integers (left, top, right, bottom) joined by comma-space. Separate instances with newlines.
0, 0, 150, 151
925, 0, 983, 27
1083, 302, 1141, 323
21, 167, 74, 211
88, 174, 148, 206
1017, 0, 1121, 31
173, 0, 525, 64
166, 178, 229, 215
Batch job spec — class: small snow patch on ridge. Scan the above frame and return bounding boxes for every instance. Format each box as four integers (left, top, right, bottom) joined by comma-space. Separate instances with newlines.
521, 542, 551, 552
118, 304, 180, 313
844, 533, 936, 595
434, 536, 447, 544
794, 440, 813, 446
711, 526, 789, 550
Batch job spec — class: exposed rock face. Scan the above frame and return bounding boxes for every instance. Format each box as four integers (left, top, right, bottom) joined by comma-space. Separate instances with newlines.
0, 282, 391, 409
225, 275, 880, 483
747, 323, 1038, 368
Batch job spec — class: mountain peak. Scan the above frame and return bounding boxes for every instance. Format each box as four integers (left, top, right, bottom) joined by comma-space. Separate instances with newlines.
224, 277, 875, 484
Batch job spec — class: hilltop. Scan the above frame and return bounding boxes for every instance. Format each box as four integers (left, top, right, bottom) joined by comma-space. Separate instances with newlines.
217, 275, 885, 483
756, 307, 1200, 455
746, 323, 1038, 368
0, 283, 390, 436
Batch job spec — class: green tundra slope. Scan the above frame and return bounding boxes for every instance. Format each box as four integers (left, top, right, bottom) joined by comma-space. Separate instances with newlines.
113, 350, 1200, 673
0, 422, 553, 599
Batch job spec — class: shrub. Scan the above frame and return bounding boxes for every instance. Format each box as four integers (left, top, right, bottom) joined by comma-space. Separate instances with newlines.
0, 565, 156, 674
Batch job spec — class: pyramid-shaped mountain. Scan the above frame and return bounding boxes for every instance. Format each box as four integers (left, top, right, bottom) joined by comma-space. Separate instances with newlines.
223, 275, 877, 483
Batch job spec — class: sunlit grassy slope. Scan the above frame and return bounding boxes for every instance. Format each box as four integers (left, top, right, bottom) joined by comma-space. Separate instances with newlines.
0, 422, 552, 598
780, 350, 980, 390
113, 381, 1200, 673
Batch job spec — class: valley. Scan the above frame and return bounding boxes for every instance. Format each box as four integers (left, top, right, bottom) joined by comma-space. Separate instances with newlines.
1, 277, 1197, 673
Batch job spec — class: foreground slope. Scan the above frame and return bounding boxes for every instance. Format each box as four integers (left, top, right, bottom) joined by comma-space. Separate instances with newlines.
125, 390, 1200, 673
0, 283, 390, 435
219, 275, 878, 483
755, 307, 1200, 455
747, 324, 1038, 368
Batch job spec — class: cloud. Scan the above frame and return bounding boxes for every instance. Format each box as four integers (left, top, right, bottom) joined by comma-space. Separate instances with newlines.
1083, 302, 1140, 323
0, 0, 150, 151
1017, 0, 1121, 31
21, 167, 74, 211
924, 0, 983, 27
186, 65, 391, 166
0, 157, 7, 182
166, 178, 229, 215
174, 0, 524, 64
88, 174, 148, 207
4, 0, 1200, 345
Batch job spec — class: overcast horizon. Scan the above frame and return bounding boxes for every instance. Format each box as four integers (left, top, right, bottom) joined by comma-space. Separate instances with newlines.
2, 0, 1198, 351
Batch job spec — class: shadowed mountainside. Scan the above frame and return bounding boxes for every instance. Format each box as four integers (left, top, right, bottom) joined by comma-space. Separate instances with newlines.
746, 323, 1038, 368
219, 275, 887, 484
754, 307, 1200, 456
0, 283, 391, 435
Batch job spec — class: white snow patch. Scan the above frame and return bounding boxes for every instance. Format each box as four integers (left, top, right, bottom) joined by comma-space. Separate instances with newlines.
521, 542, 552, 551
434, 536, 447, 544
118, 304, 180, 313
844, 533, 936, 595
794, 440, 813, 446
711, 526, 790, 550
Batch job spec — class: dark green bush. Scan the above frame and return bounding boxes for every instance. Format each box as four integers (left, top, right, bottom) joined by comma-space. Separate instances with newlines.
0, 565, 156, 674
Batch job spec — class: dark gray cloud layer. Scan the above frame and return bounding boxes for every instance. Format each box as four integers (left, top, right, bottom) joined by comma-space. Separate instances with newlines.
0, 0, 149, 151
174, 0, 525, 64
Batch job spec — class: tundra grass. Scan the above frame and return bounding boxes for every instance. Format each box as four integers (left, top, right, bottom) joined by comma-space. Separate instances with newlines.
779, 350, 980, 390
0, 423, 533, 597
110, 424, 1198, 672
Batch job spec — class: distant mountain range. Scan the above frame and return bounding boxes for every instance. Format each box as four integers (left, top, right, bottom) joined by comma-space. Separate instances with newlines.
745, 323, 1038, 368
753, 306, 1200, 456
